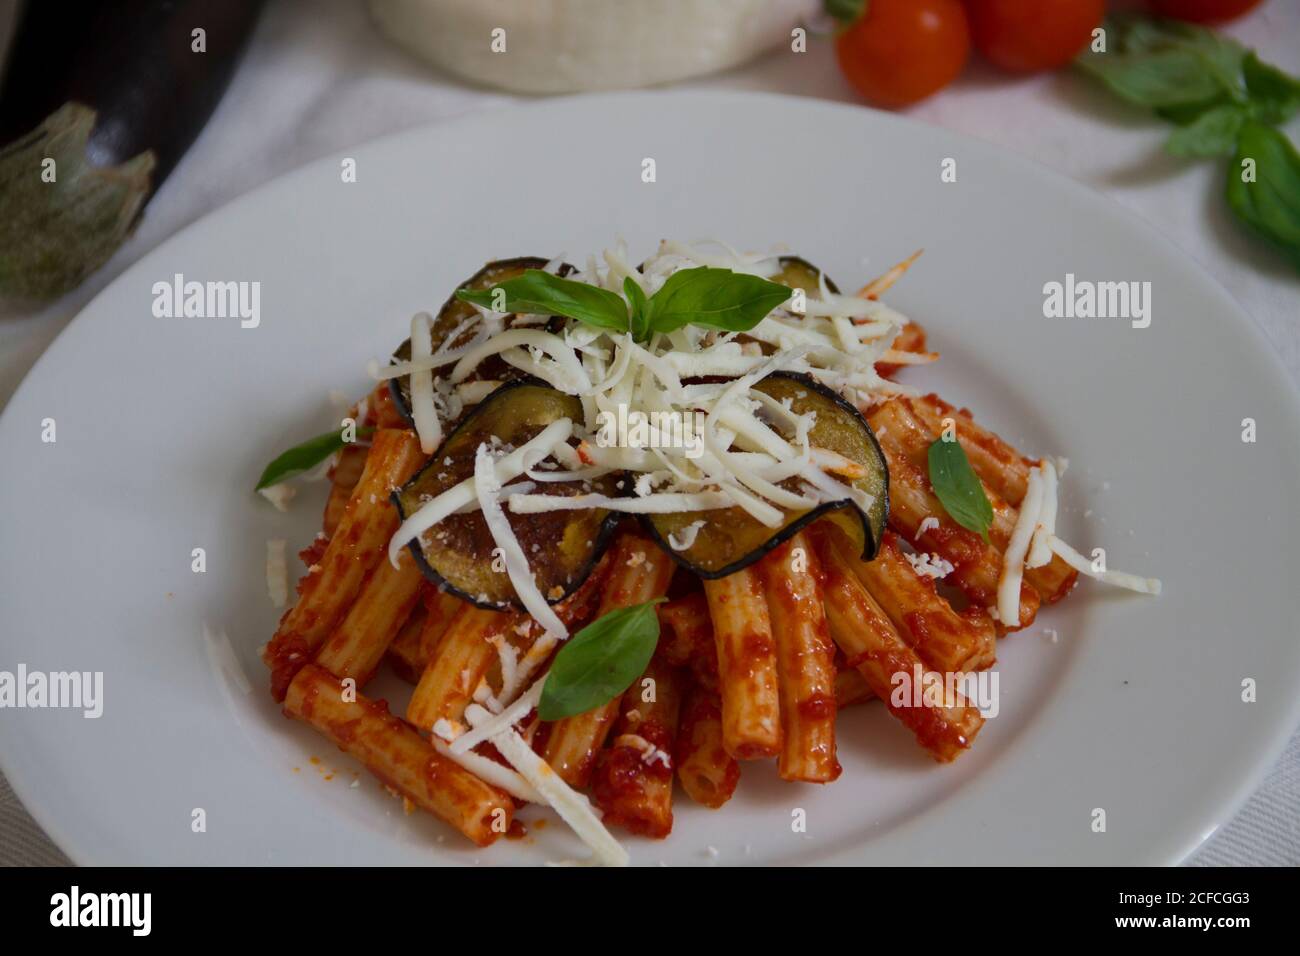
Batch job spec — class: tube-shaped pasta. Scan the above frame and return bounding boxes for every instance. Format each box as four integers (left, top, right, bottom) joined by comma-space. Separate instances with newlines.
590, 658, 683, 838
756, 534, 840, 783
314, 550, 424, 686
877, 397, 1077, 606
849, 531, 996, 674
386, 590, 464, 684
814, 527, 984, 762
905, 394, 1033, 506
834, 668, 874, 708
407, 605, 514, 733
370, 382, 409, 429
283, 664, 511, 846
322, 443, 370, 537
908, 396, 1075, 601
265, 428, 424, 699
703, 566, 782, 760
322, 384, 405, 534
674, 685, 740, 809
867, 400, 1040, 630
657, 591, 719, 691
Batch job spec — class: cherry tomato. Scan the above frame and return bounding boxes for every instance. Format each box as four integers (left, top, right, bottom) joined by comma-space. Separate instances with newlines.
1148, 0, 1264, 23
966, 0, 1106, 73
835, 0, 971, 109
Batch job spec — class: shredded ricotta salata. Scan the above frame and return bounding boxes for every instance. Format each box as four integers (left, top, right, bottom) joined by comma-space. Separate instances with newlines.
383, 240, 915, 635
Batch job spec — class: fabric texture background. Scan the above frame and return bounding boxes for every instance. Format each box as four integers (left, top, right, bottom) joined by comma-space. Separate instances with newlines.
0, 0, 1296, 867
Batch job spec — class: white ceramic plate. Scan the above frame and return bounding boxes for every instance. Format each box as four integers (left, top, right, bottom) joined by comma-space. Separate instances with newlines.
2, 91, 1298, 866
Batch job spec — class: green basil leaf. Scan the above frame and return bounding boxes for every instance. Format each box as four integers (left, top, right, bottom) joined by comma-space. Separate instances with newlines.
1078, 48, 1234, 107
255, 425, 374, 490
644, 267, 791, 335
1113, 15, 1245, 87
1242, 51, 1300, 125
537, 599, 665, 721
624, 276, 650, 342
455, 269, 630, 333
1227, 123, 1300, 272
1076, 15, 1245, 109
927, 438, 993, 543
1165, 104, 1247, 158
1156, 92, 1236, 126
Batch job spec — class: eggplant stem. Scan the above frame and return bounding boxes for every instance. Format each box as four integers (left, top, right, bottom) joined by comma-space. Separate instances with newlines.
0, 102, 155, 306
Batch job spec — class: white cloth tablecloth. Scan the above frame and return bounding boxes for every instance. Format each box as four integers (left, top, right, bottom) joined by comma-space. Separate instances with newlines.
1, 0, 1296, 866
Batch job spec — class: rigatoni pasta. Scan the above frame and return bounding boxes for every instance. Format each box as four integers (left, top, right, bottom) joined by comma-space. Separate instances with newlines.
703, 567, 783, 761
283, 664, 511, 846
756, 534, 840, 783
264, 428, 424, 698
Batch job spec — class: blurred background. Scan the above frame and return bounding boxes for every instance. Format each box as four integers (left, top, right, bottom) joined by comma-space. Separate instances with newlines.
0, 0, 1296, 865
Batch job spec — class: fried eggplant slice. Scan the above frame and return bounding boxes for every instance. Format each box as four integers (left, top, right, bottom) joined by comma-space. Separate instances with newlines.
642, 372, 889, 578
392, 379, 620, 610
769, 255, 840, 296
388, 257, 573, 424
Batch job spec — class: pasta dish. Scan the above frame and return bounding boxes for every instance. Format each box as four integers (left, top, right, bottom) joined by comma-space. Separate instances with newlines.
256, 240, 1160, 865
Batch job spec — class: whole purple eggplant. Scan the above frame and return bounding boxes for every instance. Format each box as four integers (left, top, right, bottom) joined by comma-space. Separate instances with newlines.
0, 0, 265, 303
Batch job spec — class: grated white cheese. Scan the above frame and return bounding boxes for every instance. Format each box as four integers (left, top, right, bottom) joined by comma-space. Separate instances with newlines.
1026, 459, 1058, 569
258, 483, 297, 512
614, 733, 672, 769
408, 310, 441, 454
917, 515, 940, 537
376, 243, 911, 561
431, 737, 542, 804
449, 680, 544, 755
498, 633, 557, 707
475, 443, 567, 639
464, 701, 628, 867
266, 539, 289, 608
1048, 536, 1162, 595
487, 635, 519, 713
666, 519, 707, 551
508, 491, 732, 515
432, 718, 462, 742
998, 465, 1044, 627
202, 622, 252, 696
905, 551, 954, 580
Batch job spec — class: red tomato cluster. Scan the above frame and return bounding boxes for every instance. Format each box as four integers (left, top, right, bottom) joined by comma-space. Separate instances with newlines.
833, 0, 1266, 108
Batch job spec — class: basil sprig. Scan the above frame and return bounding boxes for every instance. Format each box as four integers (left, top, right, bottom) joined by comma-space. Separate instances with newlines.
456, 267, 791, 342
537, 599, 664, 721
1076, 15, 1300, 270
255, 425, 373, 490
927, 437, 993, 543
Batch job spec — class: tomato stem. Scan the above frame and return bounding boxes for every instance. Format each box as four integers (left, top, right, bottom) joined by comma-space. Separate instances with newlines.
824, 0, 867, 25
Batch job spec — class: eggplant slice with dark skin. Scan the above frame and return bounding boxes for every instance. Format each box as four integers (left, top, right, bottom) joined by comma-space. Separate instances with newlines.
393, 378, 621, 611
641, 371, 889, 579
388, 257, 573, 425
